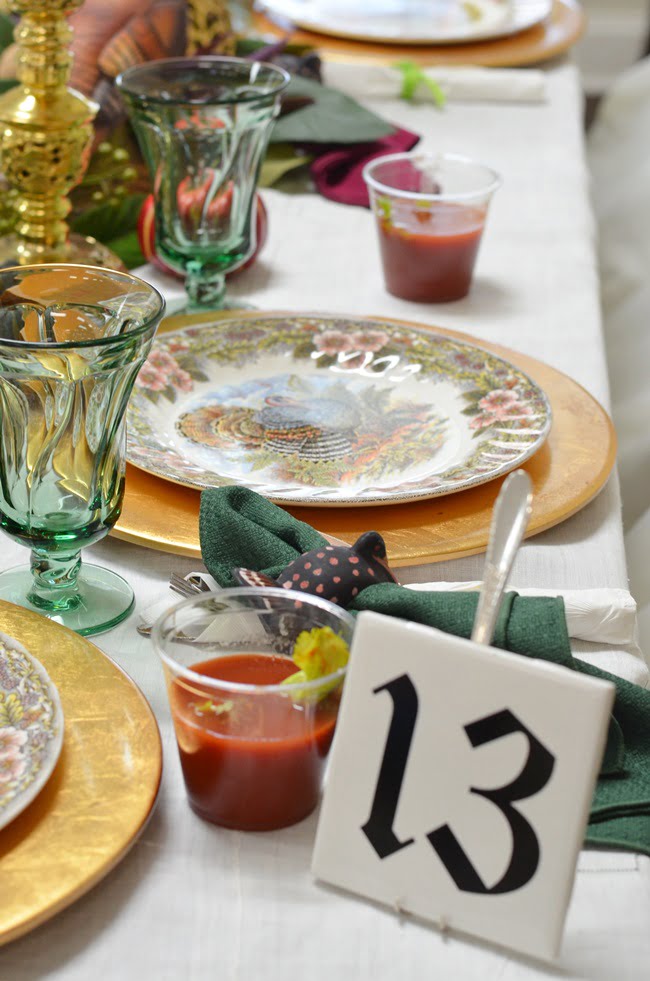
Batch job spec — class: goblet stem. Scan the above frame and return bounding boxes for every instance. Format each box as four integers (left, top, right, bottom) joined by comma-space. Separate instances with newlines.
28, 548, 82, 612
186, 266, 226, 310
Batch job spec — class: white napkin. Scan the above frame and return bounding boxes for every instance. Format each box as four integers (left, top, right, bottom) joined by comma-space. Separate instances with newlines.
404, 583, 640, 647
323, 62, 547, 104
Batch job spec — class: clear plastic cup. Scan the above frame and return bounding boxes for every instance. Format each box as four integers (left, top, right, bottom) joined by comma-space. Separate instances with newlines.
363, 151, 501, 302
153, 588, 355, 831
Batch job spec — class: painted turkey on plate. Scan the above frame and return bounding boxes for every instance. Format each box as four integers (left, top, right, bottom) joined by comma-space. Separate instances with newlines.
179, 392, 362, 463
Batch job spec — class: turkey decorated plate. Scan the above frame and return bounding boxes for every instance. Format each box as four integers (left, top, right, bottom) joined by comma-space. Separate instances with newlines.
0, 631, 64, 833
126, 314, 551, 507
258, 0, 552, 46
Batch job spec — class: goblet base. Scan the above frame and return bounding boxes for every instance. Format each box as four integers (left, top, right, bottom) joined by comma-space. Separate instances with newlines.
0, 564, 134, 637
0, 233, 125, 270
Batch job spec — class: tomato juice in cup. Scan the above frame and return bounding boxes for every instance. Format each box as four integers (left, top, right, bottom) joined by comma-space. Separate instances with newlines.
363, 152, 501, 303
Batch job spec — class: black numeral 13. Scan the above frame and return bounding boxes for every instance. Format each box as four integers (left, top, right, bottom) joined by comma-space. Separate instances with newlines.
361, 674, 555, 894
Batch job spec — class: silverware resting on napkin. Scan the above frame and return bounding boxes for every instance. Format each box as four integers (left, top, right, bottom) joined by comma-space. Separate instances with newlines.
169, 572, 212, 598
471, 470, 533, 646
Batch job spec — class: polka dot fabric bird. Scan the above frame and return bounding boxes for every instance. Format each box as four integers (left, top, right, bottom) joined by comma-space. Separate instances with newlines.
232, 531, 398, 608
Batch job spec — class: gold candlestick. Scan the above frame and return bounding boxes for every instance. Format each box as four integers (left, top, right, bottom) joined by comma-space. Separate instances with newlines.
0, 0, 121, 266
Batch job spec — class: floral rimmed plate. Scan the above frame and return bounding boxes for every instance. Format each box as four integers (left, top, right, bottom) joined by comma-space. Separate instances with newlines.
127, 314, 551, 506
259, 0, 552, 45
0, 631, 64, 832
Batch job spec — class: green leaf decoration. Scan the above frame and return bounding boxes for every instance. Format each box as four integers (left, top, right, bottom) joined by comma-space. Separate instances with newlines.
376, 195, 392, 223
271, 75, 394, 145
394, 61, 446, 109
395, 61, 419, 102
0, 14, 14, 55
188, 369, 210, 383
104, 231, 145, 270
291, 341, 316, 360
260, 144, 312, 187
235, 38, 316, 58
0, 693, 24, 726
71, 194, 146, 243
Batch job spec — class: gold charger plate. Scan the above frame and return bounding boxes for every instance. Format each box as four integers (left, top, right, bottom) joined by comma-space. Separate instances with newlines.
257, 0, 552, 46
113, 313, 616, 568
0, 602, 162, 947
253, 0, 585, 67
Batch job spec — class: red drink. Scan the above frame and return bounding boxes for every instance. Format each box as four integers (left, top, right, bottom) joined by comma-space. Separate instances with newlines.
170, 653, 340, 831
377, 200, 486, 303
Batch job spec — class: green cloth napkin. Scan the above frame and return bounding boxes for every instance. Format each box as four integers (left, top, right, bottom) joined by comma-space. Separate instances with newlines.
200, 487, 650, 856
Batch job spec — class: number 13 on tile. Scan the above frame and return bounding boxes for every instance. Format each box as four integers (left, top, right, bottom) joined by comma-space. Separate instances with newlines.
312, 611, 615, 962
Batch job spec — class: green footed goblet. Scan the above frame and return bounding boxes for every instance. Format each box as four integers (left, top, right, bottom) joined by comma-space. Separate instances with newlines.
0, 265, 165, 635
116, 56, 289, 311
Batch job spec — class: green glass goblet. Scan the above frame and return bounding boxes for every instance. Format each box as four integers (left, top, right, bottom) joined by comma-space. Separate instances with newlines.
116, 56, 290, 311
0, 264, 165, 636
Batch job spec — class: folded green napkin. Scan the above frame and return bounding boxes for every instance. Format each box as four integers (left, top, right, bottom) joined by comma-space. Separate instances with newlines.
200, 487, 650, 856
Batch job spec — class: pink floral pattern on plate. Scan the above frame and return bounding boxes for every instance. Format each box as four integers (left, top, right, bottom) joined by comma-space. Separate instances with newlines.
0, 632, 64, 831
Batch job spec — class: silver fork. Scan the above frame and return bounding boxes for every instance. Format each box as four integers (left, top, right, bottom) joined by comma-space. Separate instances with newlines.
136, 573, 214, 636
169, 572, 213, 598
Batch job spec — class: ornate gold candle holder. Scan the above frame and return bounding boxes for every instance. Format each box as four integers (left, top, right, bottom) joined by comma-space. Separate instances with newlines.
0, 0, 121, 266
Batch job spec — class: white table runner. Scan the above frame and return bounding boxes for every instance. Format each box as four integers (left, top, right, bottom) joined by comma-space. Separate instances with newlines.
1, 64, 648, 980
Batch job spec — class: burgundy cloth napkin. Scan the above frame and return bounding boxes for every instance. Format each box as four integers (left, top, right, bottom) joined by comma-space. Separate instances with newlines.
309, 126, 420, 207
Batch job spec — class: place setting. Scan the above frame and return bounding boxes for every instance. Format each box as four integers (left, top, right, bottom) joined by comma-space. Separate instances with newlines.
1, 1, 649, 976
114, 119, 614, 560
252, 0, 586, 68
108, 48, 613, 564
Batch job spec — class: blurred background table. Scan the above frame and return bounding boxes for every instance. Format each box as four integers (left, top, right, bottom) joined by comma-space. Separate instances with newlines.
0, 54, 648, 981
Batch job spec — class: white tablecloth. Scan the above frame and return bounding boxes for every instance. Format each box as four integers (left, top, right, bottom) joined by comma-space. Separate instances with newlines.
1, 64, 648, 980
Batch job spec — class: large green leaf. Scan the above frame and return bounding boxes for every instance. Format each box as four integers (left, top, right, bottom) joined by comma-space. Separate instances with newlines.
105, 231, 145, 270
71, 194, 146, 242
271, 75, 394, 145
